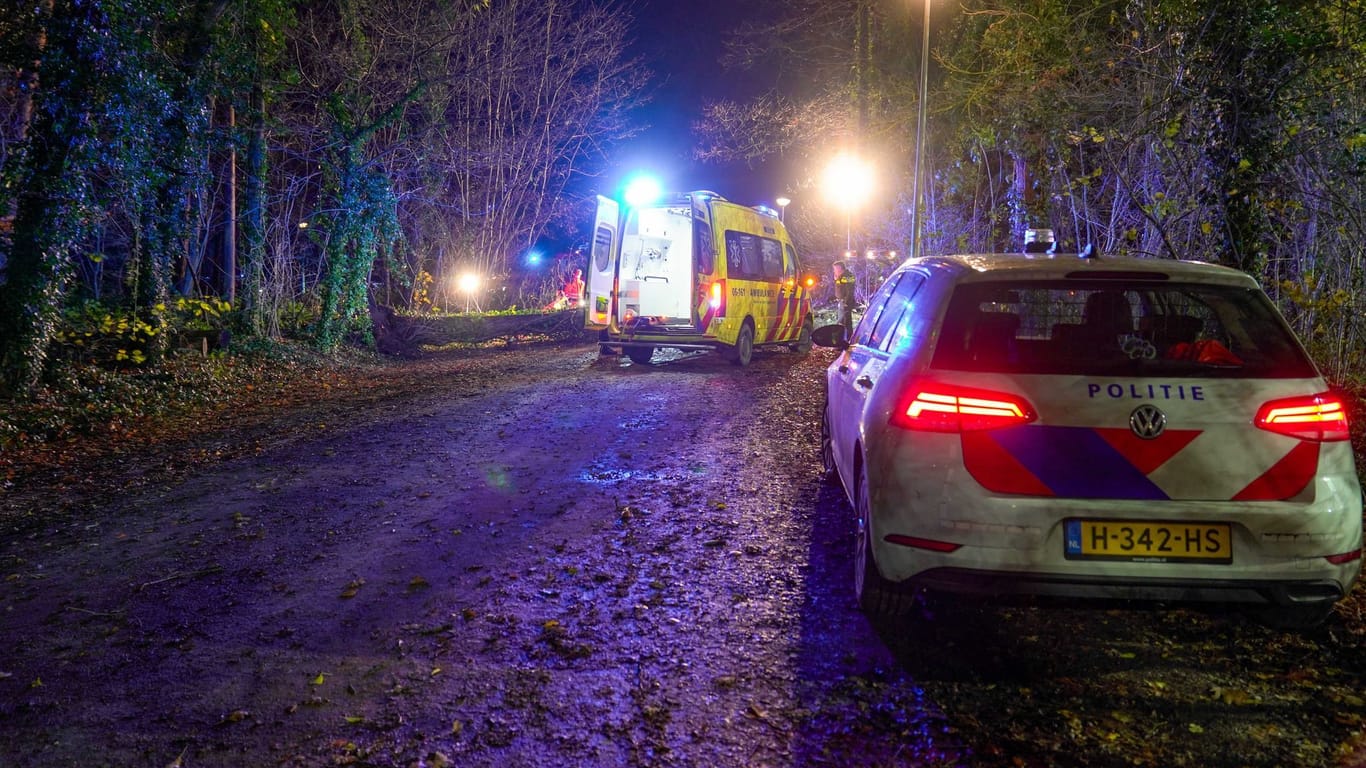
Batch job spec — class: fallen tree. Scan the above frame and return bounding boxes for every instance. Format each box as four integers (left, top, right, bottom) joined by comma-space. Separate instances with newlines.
375, 306, 587, 354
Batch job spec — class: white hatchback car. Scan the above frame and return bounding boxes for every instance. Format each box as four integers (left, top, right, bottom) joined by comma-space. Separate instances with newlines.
815, 253, 1362, 627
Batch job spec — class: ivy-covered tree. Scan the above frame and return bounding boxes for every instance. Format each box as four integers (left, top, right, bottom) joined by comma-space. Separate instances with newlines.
0, 0, 233, 394
0, 0, 296, 395
0, 0, 107, 395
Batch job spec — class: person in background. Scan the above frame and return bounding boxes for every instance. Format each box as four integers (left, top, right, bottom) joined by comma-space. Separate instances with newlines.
833, 261, 856, 336
562, 268, 584, 308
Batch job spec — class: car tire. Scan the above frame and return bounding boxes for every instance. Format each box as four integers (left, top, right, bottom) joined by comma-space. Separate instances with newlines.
728, 321, 755, 367
854, 466, 906, 616
820, 403, 840, 486
626, 346, 654, 365
790, 319, 813, 354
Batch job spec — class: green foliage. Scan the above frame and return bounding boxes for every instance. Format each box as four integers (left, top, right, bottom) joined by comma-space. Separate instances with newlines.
173, 296, 234, 331
51, 301, 163, 368
278, 299, 320, 338
1279, 274, 1365, 383
46, 297, 235, 370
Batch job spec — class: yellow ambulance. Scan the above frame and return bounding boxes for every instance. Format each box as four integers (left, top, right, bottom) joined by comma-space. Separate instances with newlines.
584, 190, 814, 366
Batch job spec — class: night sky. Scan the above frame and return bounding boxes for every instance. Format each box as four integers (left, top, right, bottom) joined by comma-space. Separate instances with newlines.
615, 0, 782, 208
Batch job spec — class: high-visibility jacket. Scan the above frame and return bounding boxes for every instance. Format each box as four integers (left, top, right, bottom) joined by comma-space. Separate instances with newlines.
564, 277, 585, 305
835, 273, 856, 305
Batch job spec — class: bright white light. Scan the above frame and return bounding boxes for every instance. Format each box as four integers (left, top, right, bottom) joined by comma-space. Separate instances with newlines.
823, 154, 875, 211
776, 196, 791, 208
458, 273, 481, 294
624, 176, 663, 207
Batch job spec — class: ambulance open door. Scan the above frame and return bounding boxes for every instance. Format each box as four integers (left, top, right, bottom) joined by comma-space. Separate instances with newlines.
584, 195, 618, 332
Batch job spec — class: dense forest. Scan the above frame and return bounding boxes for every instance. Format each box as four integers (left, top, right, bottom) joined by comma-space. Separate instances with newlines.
0, 0, 645, 397
1, 0, 1363, 402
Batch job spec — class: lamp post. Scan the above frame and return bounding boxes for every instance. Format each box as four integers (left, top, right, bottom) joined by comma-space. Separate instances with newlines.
457, 271, 481, 313
775, 196, 791, 222
823, 153, 875, 252
909, 0, 931, 259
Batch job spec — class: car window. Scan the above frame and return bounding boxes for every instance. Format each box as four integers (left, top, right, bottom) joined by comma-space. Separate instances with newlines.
694, 219, 714, 275
724, 230, 784, 281
852, 272, 904, 348
931, 280, 1316, 377
877, 272, 928, 352
592, 225, 612, 272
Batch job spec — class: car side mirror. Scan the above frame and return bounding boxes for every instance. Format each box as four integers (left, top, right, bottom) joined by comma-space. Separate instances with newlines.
811, 324, 849, 350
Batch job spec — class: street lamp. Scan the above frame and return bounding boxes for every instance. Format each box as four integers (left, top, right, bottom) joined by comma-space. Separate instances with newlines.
823, 153, 875, 251
910, 0, 932, 259
775, 196, 791, 222
457, 271, 481, 313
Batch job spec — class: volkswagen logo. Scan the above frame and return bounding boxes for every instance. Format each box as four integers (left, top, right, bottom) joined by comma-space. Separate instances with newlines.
1129, 404, 1167, 439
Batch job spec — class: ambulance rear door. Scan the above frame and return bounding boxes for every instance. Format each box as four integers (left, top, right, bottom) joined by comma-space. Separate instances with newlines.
585, 196, 618, 331
626, 205, 695, 325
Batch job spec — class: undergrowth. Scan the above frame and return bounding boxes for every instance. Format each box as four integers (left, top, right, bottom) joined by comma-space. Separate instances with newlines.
0, 339, 386, 458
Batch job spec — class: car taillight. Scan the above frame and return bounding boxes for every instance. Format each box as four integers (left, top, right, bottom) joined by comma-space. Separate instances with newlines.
1326, 549, 1361, 565
709, 280, 725, 314
1254, 392, 1350, 442
890, 382, 1037, 432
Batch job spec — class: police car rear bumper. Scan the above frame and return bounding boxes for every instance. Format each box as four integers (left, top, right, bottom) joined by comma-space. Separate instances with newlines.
908, 567, 1347, 607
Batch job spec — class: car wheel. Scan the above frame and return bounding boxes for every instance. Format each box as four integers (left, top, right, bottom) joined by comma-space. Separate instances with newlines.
854, 465, 905, 616
626, 346, 654, 365
820, 403, 840, 485
728, 321, 754, 367
790, 319, 813, 354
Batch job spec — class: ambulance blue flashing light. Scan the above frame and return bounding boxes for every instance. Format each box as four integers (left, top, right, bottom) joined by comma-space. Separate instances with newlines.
525, 250, 543, 267
623, 176, 663, 208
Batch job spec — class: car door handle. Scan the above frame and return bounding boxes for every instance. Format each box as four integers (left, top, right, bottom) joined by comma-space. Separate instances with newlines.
856, 375, 874, 390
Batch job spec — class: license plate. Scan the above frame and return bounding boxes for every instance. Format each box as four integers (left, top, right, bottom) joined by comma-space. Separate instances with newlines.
1064, 519, 1232, 563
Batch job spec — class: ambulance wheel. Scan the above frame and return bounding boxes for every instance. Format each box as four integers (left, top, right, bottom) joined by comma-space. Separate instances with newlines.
626, 346, 654, 365
790, 319, 813, 354
854, 463, 907, 617
728, 321, 755, 367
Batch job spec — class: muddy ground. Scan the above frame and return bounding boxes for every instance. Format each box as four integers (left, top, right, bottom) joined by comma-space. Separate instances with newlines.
1, 342, 1365, 768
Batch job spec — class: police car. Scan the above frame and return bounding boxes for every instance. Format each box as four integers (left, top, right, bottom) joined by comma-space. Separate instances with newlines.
814, 252, 1362, 628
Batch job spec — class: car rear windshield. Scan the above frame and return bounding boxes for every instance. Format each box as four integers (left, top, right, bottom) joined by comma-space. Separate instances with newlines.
931, 280, 1316, 378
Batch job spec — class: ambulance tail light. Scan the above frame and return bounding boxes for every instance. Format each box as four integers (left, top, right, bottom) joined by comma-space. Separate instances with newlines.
1254, 392, 1349, 442
709, 280, 726, 316
890, 381, 1037, 433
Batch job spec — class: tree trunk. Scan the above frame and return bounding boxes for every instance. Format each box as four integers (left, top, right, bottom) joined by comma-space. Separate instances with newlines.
223, 102, 237, 305
242, 81, 267, 334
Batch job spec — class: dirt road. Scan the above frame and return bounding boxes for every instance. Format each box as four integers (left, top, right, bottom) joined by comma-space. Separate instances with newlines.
2, 343, 1364, 767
